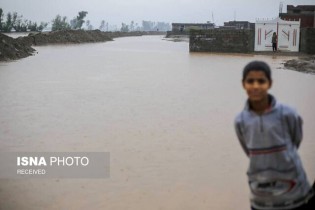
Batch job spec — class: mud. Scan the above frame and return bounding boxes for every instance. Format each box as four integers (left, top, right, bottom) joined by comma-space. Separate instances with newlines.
284, 56, 315, 74
0, 33, 35, 61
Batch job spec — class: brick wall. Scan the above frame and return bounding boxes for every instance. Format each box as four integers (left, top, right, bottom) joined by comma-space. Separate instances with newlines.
300, 28, 315, 54
189, 29, 255, 53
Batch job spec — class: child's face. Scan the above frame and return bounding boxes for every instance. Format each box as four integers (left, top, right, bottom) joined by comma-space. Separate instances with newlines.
242, 71, 272, 102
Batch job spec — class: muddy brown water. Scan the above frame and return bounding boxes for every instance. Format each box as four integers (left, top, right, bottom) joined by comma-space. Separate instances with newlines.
0, 36, 314, 210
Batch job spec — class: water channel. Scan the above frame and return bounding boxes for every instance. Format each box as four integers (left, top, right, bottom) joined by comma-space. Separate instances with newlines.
0, 35, 314, 210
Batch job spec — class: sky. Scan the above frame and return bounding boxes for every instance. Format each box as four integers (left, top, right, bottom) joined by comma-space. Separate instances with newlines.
1, 0, 315, 29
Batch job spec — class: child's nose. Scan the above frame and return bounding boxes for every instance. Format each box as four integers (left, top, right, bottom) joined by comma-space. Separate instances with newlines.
253, 81, 260, 88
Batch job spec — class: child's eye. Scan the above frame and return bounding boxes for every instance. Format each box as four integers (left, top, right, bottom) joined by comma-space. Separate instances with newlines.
245, 79, 267, 84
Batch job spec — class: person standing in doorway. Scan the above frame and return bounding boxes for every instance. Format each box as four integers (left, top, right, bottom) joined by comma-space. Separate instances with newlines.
272, 32, 277, 52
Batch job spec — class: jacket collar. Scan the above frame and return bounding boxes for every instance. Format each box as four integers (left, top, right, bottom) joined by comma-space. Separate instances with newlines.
244, 94, 277, 113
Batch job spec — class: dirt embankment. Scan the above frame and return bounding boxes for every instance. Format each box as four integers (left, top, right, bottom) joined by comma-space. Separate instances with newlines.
0, 30, 114, 61
25, 30, 113, 45
284, 56, 315, 74
0, 33, 35, 61
0, 30, 166, 61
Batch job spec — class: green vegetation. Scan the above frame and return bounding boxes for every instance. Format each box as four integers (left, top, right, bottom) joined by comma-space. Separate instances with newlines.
99, 20, 108, 31
51, 15, 70, 31
0, 7, 171, 33
120, 23, 129, 32
0, 8, 3, 31
52, 11, 89, 31
70, 11, 88, 29
119, 20, 170, 32
142, 21, 171, 31
0, 8, 48, 32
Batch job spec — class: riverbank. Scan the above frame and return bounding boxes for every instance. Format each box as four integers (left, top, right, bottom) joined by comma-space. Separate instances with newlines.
252, 52, 315, 74
0, 30, 166, 61
163, 35, 189, 42
0, 33, 35, 61
284, 55, 315, 74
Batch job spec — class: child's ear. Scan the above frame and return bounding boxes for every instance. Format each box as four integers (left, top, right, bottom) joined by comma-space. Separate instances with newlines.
242, 80, 246, 89
269, 80, 273, 88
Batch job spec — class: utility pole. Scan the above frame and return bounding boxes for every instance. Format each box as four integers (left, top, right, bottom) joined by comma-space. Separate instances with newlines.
279, 2, 283, 17
212, 11, 214, 24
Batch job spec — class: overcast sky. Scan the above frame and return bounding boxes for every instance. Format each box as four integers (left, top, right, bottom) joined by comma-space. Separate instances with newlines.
1, 0, 315, 28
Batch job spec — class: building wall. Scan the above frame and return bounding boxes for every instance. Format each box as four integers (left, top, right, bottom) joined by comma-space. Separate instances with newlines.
189, 29, 254, 53
286, 5, 315, 15
166, 30, 190, 37
189, 28, 314, 54
300, 28, 315, 54
172, 24, 214, 32
223, 21, 252, 29
280, 14, 315, 28
280, 5, 315, 28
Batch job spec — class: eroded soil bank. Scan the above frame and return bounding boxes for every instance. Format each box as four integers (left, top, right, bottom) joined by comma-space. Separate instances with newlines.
0, 33, 35, 61
284, 55, 315, 74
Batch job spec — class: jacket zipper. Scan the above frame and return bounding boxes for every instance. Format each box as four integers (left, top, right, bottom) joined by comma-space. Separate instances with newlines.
260, 115, 264, 132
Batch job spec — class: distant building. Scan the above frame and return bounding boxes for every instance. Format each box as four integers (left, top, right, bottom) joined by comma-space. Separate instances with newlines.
222, 21, 254, 30
171, 22, 215, 32
255, 17, 300, 52
280, 5, 315, 28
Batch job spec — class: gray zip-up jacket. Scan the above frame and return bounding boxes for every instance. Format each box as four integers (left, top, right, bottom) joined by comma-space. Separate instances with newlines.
234, 95, 312, 209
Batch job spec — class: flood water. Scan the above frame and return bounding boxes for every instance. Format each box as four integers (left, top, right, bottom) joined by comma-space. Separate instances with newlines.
0, 35, 314, 210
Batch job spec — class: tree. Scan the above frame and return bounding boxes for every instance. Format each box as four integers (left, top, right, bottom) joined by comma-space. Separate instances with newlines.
70, 11, 88, 29
0, 8, 3, 31
2, 12, 13, 32
120, 22, 129, 32
37, 22, 48, 31
70, 18, 77, 29
14, 18, 28, 32
77, 11, 88, 29
27, 21, 47, 32
27, 21, 37, 31
12, 12, 19, 27
52, 15, 70, 31
20, 19, 29, 32
86, 20, 93, 30
0, 8, 48, 32
130, 21, 134, 31
99, 20, 107, 31
12, 12, 26, 32
135, 23, 140, 31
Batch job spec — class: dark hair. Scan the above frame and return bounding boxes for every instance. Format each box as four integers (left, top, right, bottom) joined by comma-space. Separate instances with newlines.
242, 61, 272, 82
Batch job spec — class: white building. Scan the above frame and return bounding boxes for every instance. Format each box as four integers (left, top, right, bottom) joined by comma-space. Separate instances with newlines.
255, 17, 300, 52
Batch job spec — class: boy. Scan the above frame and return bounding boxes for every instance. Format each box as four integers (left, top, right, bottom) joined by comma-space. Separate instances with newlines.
234, 61, 314, 210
